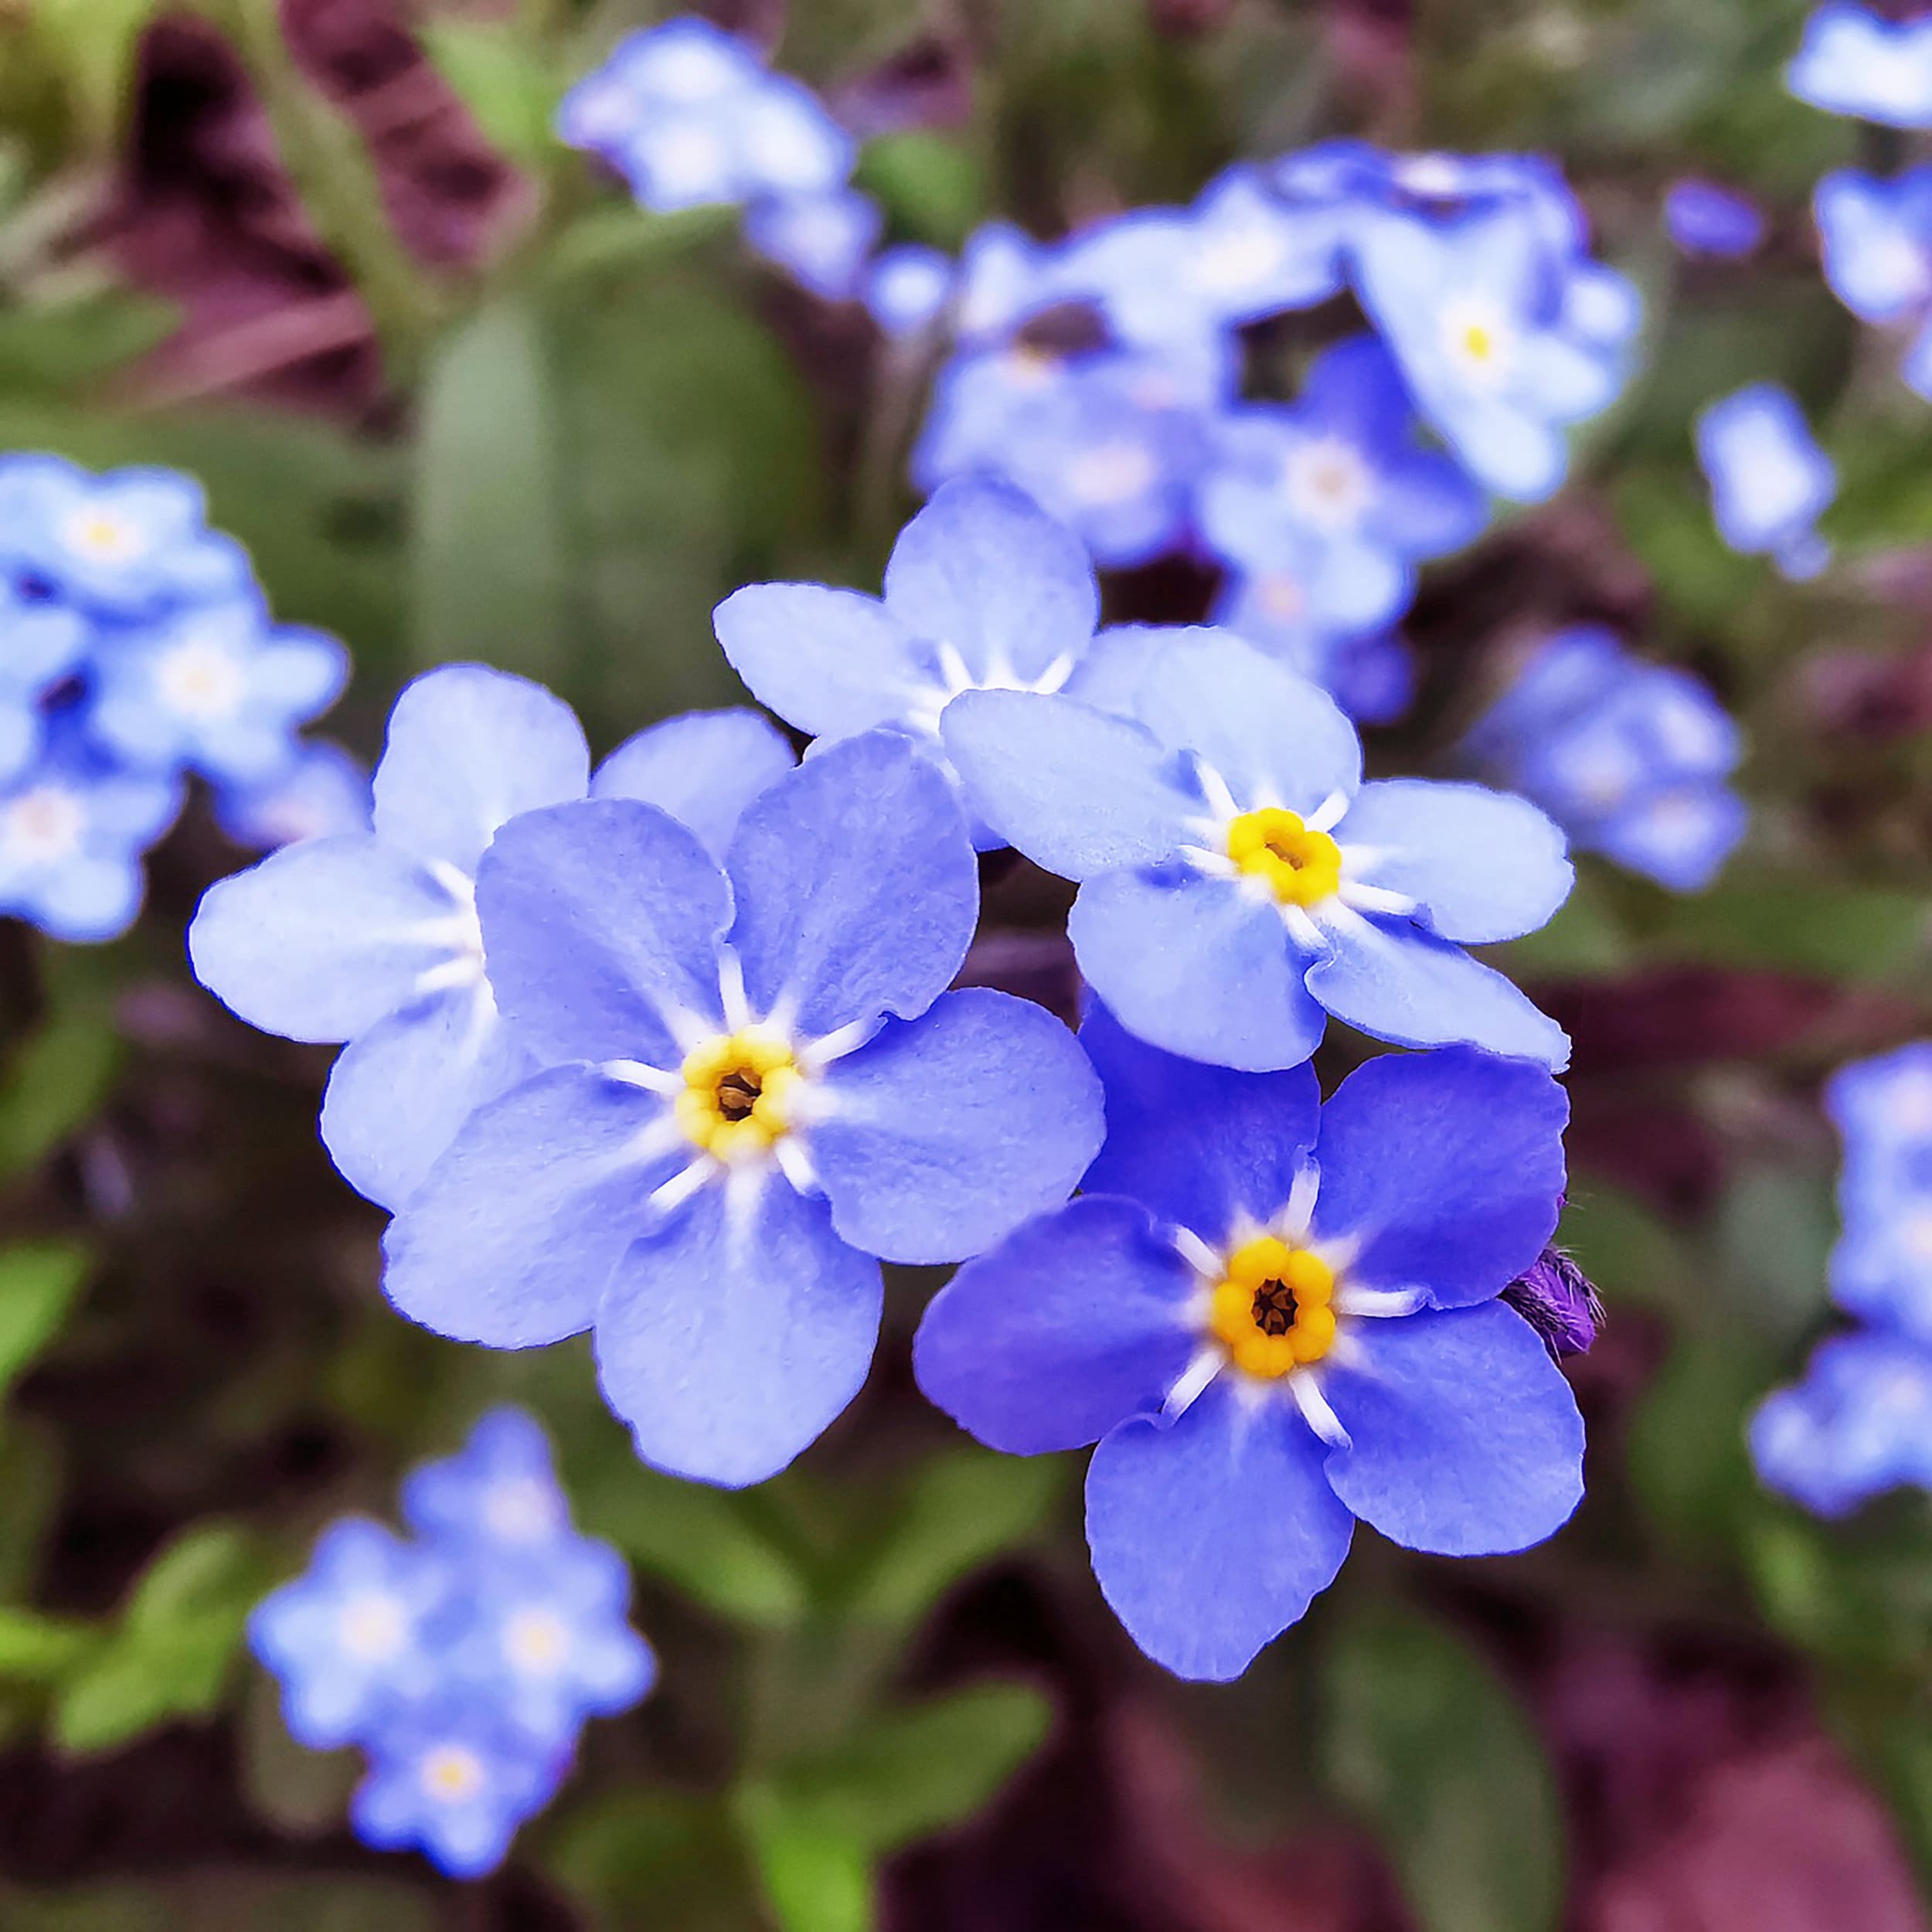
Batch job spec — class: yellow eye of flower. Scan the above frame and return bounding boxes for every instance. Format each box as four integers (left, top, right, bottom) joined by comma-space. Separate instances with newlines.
1225, 808, 1343, 906
675, 1031, 801, 1162
1461, 320, 1496, 363
1209, 1235, 1337, 1380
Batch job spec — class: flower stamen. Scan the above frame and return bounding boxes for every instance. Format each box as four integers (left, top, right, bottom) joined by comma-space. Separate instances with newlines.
1226, 807, 1343, 907
675, 1030, 801, 1163
1209, 1235, 1338, 1380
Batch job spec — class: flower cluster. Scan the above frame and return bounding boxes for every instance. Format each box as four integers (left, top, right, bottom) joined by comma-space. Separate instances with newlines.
1753, 1046, 1932, 1517
0, 454, 348, 941
1458, 626, 1747, 893
252, 1409, 654, 1876
194, 480, 1590, 1677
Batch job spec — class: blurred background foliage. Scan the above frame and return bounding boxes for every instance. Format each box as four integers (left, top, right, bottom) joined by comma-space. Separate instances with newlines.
0, 0, 1927, 1928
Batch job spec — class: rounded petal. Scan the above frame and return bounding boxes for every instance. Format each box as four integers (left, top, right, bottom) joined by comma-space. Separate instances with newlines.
1069, 869, 1326, 1073
319, 988, 529, 1212
882, 477, 1099, 683
1339, 779, 1573, 944
1086, 1383, 1355, 1680
1309, 1047, 1567, 1304
1060, 623, 1172, 715
726, 731, 978, 1036
188, 835, 450, 1043
914, 1197, 1197, 1454
1320, 1303, 1584, 1554
592, 707, 798, 859
1132, 629, 1361, 812
1080, 1001, 1318, 1241
595, 1174, 883, 1487
713, 583, 926, 739
811, 987, 1104, 1265
372, 665, 589, 874
940, 690, 1196, 881
383, 1068, 673, 1347
476, 800, 730, 1069
1306, 911, 1570, 1070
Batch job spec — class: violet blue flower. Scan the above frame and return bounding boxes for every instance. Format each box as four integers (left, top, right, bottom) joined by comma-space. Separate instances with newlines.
1787, 3, 1932, 128
1696, 383, 1837, 580
1752, 1328, 1932, 1518
1663, 179, 1767, 260
1815, 167, 1932, 400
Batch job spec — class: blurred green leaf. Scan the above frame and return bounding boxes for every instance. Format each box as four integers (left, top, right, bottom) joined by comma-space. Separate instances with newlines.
544, 205, 736, 285
29, 0, 159, 148
1325, 1604, 1563, 1932
0, 1604, 94, 1682
1648, 876, 1931, 984
1627, 1331, 1776, 1556
1750, 1502, 1932, 1668
544, 1787, 761, 1932
1713, 1160, 1834, 1342
1495, 867, 1633, 980
0, 1420, 63, 1600
0, 293, 179, 394
0, 1242, 89, 1397
0, 1012, 119, 1182
740, 1796, 873, 1932
852, 134, 988, 250
412, 297, 570, 681
421, 22, 561, 170
0, 1886, 171, 1932
1558, 1181, 1693, 1315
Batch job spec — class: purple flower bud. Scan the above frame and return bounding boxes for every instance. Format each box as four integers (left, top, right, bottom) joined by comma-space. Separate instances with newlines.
1502, 1246, 1603, 1359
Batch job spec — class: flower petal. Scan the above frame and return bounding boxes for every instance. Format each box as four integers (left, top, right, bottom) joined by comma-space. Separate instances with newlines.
319, 988, 530, 1212
940, 690, 1197, 881
915, 1196, 1196, 1454
1340, 779, 1572, 944
592, 707, 798, 859
726, 730, 978, 1036
713, 583, 927, 739
372, 665, 589, 874
1133, 628, 1361, 812
1086, 1382, 1355, 1680
1306, 910, 1570, 1070
595, 1173, 883, 1487
1319, 1302, 1584, 1553
476, 800, 730, 1069
882, 477, 1099, 682
1069, 869, 1326, 1073
1308, 1046, 1567, 1304
383, 1068, 674, 1347
189, 835, 451, 1043
811, 987, 1103, 1264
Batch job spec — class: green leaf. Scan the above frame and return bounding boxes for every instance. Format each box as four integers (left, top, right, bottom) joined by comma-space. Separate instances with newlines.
1626, 1331, 1776, 1557
30, 0, 159, 148
0, 1243, 89, 1396
1325, 1605, 1563, 1932
1713, 1160, 1835, 1342
0, 1012, 120, 1182
740, 1794, 873, 1932
421, 22, 561, 171
1557, 1181, 1694, 1316
412, 297, 570, 682
1647, 876, 1930, 985
543, 1787, 761, 1930
851, 134, 988, 250
0, 293, 180, 395
0, 1604, 94, 1682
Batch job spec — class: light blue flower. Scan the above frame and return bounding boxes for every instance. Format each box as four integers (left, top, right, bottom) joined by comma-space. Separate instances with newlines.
942, 627, 1573, 1072
250, 1519, 449, 1749
401, 1406, 579, 1555
1458, 627, 1747, 893
1752, 1329, 1932, 1518
1787, 3, 1932, 128
1815, 167, 1932, 400
745, 188, 882, 300
215, 740, 372, 850
1826, 1044, 1932, 1340
1663, 179, 1767, 260
0, 578, 90, 784
1214, 570, 1419, 726
87, 596, 346, 787
0, 454, 248, 617
915, 1015, 1582, 1679
0, 728, 180, 941
382, 731, 1103, 1488
1696, 383, 1837, 580
866, 244, 955, 337
591, 706, 797, 859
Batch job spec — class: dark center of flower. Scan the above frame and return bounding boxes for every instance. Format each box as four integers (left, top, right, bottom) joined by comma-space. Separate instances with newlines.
1251, 1278, 1298, 1335
714, 1069, 763, 1121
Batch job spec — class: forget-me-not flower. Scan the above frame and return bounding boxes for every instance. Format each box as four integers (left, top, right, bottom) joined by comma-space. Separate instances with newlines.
1825, 1043, 1932, 1340
915, 1012, 1583, 1679
382, 732, 1104, 1488
942, 627, 1573, 1072
1787, 4, 1932, 128
401, 1406, 577, 1555
1213, 566, 1418, 725
867, 244, 955, 337
1815, 167, 1932, 400
1752, 1328, 1932, 1518
0, 580, 90, 784
215, 740, 372, 850
745, 187, 883, 301
1664, 179, 1767, 260
1696, 383, 1837, 580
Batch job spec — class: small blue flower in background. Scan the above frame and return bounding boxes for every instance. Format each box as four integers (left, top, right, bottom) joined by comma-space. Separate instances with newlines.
214, 740, 371, 851
1815, 168, 1932, 401
943, 626, 1573, 1073
381, 731, 1103, 1488
1822, 1044, 1932, 1341
915, 1015, 1583, 1679
556, 16, 850, 213
1787, 3, 1932, 128
255, 1410, 653, 1879
745, 187, 882, 301
1696, 383, 1837, 580
0, 579, 89, 784
1664, 179, 1767, 260
866, 244, 954, 337
1213, 566, 1418, 725
1458, 626, 1747, 893
1752, 1330, 1932, 1519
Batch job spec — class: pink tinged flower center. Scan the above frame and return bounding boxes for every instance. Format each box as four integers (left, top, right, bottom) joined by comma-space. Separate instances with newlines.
1283, 439, 1373, 528
1065, 440, 1159, 507
1194, 224, 1284, 294
338, 1591, 407, 1662
483, 1477, 562, 1543
5, 787, 85, 863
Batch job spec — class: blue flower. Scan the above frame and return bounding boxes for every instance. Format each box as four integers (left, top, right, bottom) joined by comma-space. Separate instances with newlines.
591, 705, 798, 860
1787, 3, 1932, 128
86, 596, 346, 787
941, 627, 1572, 1072
382, 730, 1103, 1487
352, 1696, 570, 1879
1815, 167, 1932, 400
215, 739, 372, 850
0, 454, 247, 617
0, 578, 90, 784
1197, 335, 1489, 626
1209, 570, 1418, 725
1826, 1044, 1932, 1340
745, 188, 882, 301
1663, 179, 1767, 260
250, 1518, 448, 1749
1752, 1329, 1932, 1518
558, 17, 851, 213
1458, 627, 1747, 893
1696, 383, 1837, 580
914, 1015, 1582, 1679
866, 244, 955, 337
0, 728, 180, 941
401, 1406, 579, 1555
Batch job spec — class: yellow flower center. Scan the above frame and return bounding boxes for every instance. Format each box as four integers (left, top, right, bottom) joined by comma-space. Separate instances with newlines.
674, 1030, 801, 1163
1461, 320, 1497, 364
420, 1745, 485, 1804
1209, 1236, 1337, 1381
1225, 808, 1343, 906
